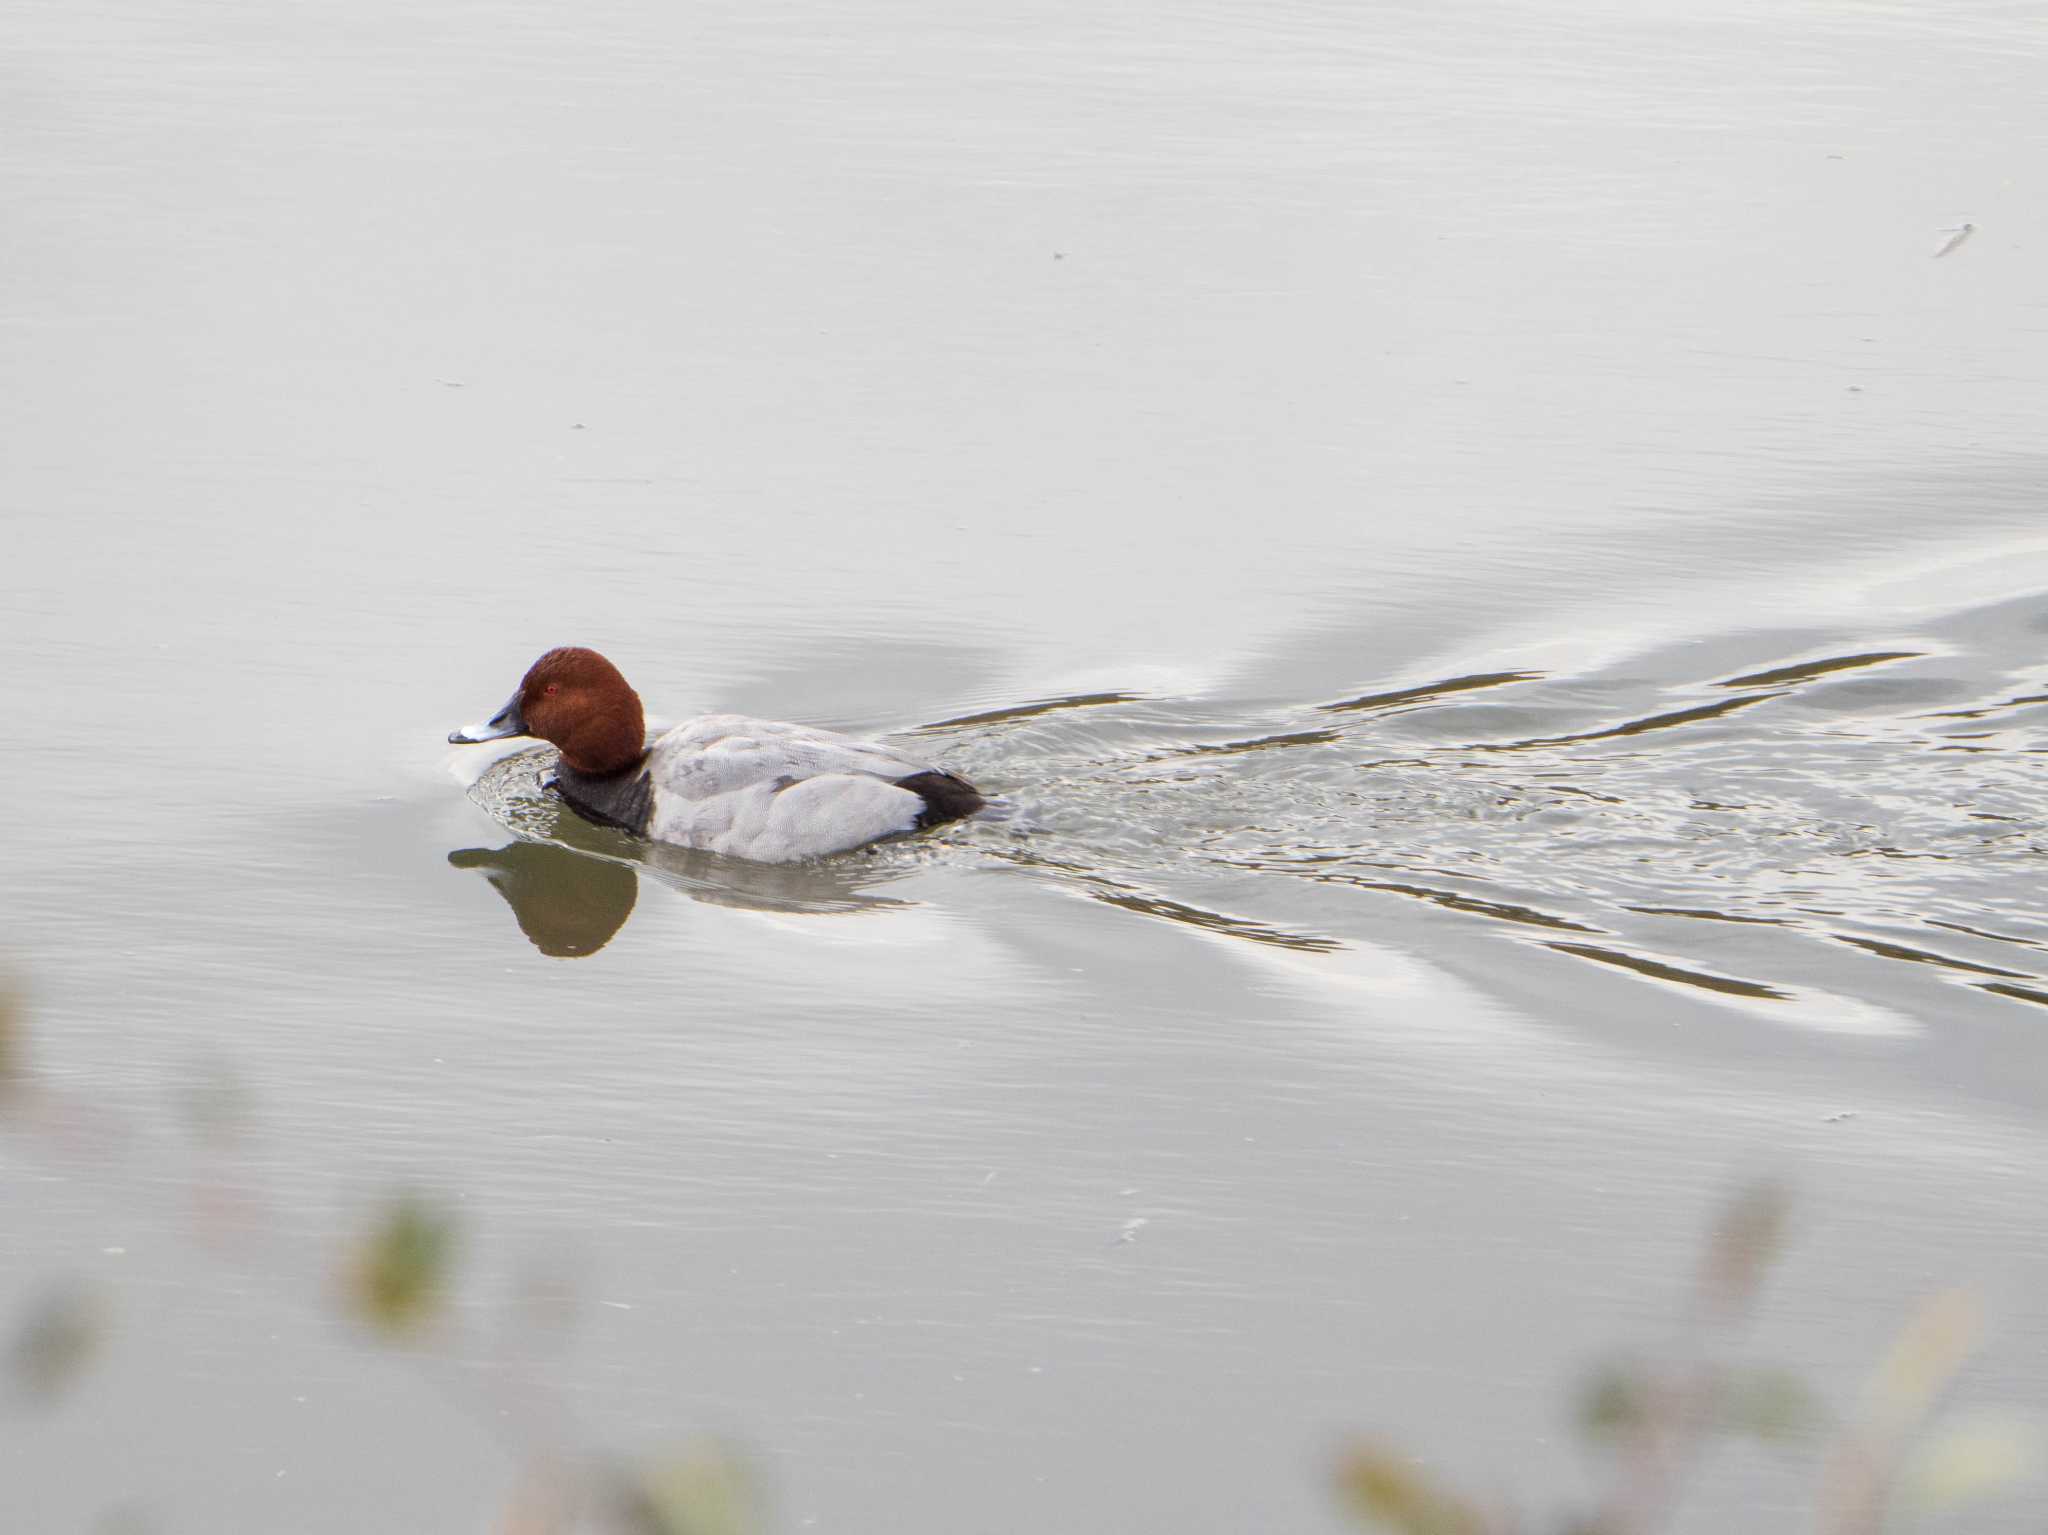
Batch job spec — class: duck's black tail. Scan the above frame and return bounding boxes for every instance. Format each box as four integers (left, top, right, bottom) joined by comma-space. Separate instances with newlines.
896, 770, 987, 830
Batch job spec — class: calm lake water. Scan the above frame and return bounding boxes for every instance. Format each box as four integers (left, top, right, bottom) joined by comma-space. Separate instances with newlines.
8, 0, 2048, 1529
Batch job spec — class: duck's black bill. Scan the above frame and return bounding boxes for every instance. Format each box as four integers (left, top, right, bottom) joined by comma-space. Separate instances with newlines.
448, 691, 527, 745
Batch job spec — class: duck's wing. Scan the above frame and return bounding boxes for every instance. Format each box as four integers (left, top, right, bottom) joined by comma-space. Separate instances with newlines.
646, 715, 980, 861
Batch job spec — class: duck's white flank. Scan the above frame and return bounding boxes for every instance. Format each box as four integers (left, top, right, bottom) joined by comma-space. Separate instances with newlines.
638, 714, 952, 862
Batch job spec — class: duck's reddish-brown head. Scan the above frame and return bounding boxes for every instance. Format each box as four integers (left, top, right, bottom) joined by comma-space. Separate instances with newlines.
448, 647, 647, 775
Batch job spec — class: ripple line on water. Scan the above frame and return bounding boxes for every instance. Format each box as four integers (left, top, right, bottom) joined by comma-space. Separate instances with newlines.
1716, 651, 1924, 689
1543, 942, 1792, 1002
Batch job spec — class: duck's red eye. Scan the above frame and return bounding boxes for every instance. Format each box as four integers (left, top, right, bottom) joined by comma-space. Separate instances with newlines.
544, 683, 559, 697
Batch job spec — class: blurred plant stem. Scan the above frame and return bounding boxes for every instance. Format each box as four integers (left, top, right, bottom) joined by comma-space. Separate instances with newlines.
1583, 1183, 1797, 1534
0, 981, 25, 1103
1816, 1288, 1982, 1535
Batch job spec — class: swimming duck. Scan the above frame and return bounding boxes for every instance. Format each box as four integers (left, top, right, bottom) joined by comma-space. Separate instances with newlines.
449, 647, 985, 863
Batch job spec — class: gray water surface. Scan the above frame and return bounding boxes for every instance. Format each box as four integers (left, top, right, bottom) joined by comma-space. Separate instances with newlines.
8, 1, 2048, 1530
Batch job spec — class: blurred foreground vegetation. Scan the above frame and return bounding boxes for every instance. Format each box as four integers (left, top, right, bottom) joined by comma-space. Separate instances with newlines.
1337, 1183, 2040, 1535
2, 980, 2039, 1532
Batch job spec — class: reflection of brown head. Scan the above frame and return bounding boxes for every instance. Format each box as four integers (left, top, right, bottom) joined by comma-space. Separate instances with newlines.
518, 648, 647, 775
448, 842, 637, 958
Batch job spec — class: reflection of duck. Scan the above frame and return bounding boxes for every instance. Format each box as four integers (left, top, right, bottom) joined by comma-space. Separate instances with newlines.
449, 825, 922, 957
450, 648, 985, 861
448, 842, 636, 958
636, 840, 922, 916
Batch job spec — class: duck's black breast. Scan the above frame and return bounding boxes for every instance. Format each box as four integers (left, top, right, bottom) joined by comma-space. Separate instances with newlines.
554, 760, 655, 836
